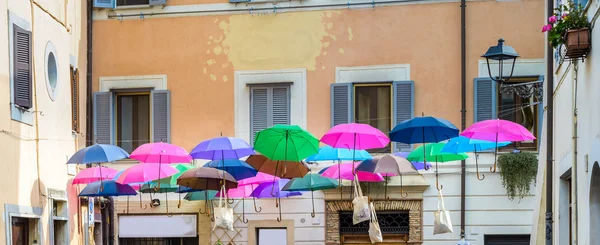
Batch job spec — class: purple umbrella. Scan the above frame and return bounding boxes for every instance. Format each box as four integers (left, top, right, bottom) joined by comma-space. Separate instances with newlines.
190, 136, 255, 160
250, 179, 302, 221
393, 152, 433, 170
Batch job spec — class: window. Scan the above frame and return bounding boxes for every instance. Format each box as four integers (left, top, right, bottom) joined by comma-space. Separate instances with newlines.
117, 0, 149, 6
473, 77, 543, 151
70, 66, 80, 132
13, 24, 32, 109
256, 228, 287, 245
339, 211, 409, 244
484, 234, 530, 245
93, 90, 170, 152
93, 0, 166, 8
331, 81, 414, 153
11, 217, 29, 245
51, 199, 68, 245
45, 41, 59, 101
249, 85, 290, 144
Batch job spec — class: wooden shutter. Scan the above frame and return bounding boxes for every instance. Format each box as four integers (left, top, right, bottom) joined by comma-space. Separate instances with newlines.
93, 92, 114, 144
330, 83, 352, 127
474, 78, 497, 122
250, 87, 269, 144
70, 67, 79, 132
151, 90, 170, 143
93, 0, 115, 8
13, 25, 32, 109
271, 87, 290, 125
149, 0, 167, 5
392, 81, 414, 152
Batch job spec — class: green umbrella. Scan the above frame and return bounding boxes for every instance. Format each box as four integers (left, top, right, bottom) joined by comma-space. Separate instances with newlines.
282, 173, 338, 217
184, 190, 218, 201
407, 143, 468, 190
254, 125, 319, 162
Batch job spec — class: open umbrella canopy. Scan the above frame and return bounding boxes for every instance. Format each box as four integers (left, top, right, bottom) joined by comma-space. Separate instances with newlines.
246, 154, 309, 179
281, 173, 338, 191
321, 163, 385, 182
393, 152, 432, 170
203, 159, 258, 180
440, 136, 511, 153
320, 123, 390, 150
78, 180, 137, 197
217, 184, 256, 198
184, 190, 218, 201
460, 119, 536, 142
115, 163, 179, 185
176, 167, 238, 191
238, 172, 280, 186
407, 143, 468, 163
357, 154, 419, 176
67, 144, 129, 164
250, 179, 302, 198
138, 182, 180, 193
152, 164, 196, 185
305, 145, 372, 162
72, 166, 119, 184
190, 136, 255, 160
253, 125, 320, 161
130, 142, 192, 164
389, 116, 459, 144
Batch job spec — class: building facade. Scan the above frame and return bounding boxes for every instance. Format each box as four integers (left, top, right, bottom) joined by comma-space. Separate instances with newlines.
91, 0, 545, 244
0, 0, 88, 244
530, 1, 600, 245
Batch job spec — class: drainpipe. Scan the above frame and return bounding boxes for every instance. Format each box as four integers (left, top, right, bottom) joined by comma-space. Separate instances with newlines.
459, 0, 467, 240
545, 0, 555, 241
85, 1, 93, 245
571, 62, 578, 245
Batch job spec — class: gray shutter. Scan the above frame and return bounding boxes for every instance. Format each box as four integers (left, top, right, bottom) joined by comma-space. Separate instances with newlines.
474, 78, 497, 122
93, 0, 115, 8
250, 87, 268, 144
151, 90, 170, 143
330, 83, 352, 127
13, 25, 32, 109
392, 81, 414, 152
93, 92, 113, 145
272, 87, 290, 125
149, 0, 167, 5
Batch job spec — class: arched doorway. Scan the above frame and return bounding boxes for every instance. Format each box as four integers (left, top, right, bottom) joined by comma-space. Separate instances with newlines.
590, 162, 600, 245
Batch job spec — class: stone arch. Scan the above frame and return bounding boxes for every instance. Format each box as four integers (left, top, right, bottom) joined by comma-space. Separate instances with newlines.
590, 161, 600, 245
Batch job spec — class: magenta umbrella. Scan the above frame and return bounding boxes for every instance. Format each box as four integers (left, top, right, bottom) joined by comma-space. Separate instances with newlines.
217, 184, 258, 223
320, 162, 385, 182
236, 172, 279, 215
115, 163, 178, 210
461, 119, 536, 172
72, 166, 119, 185
130, 142, 192, 190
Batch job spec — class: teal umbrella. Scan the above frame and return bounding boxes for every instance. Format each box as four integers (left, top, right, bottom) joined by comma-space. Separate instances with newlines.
282, 173, 338, 217
407, 143, 468, 190
184, 190, 218, 201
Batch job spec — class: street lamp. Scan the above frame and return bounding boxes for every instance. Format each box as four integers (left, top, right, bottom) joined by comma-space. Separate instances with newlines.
482, 38, 519, 83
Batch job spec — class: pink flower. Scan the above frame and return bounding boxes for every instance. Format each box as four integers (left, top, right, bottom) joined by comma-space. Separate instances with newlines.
549, 15, 557, 23
542, 24, 553, 32
562, 12, 569, 18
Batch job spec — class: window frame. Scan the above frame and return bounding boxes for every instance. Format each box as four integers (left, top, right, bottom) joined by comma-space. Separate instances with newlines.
256, 227, 288, 245
484, 234, 531, 245
8, 12, 34, 125
114, 91, 152, 152
352, 82, 393, 153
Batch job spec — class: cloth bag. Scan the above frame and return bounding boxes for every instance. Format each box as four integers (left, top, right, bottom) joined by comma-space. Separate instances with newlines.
213, 185, 234, 232
352, 174, 371, 224
433, 189, 453, 235
368, 202, 383, 243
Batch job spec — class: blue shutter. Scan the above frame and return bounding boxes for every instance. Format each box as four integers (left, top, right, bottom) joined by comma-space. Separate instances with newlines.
94, 0, 115, 8
149, 0, 166, 5
93, 92, 113, 144
474, 78, 497, 122
151, 90, 170, 143
330, 83, 352, 127
250, 87, 269, 144
272, 87, 290, 126
392, 81, 415, 152
537, 75, 545, 147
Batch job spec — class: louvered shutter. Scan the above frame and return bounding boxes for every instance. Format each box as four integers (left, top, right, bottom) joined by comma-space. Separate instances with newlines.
330, 83, 352, 127
272, 87, 290, 125
13, 25, 32, 109
93, 92, 114, 145
474, 78, 497, 122
94, 0, 115, 8
71, 68, 79, 132
149, 0, 167, 5
250, 87, 269, 144
392, 81, 415, 152
151, 90, 170, 143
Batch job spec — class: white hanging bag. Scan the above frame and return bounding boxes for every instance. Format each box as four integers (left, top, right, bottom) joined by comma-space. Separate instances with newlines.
368, 202, 383, 243
213, 185, 234, 232
352, 174, 371, 224
433, 189, 453, 235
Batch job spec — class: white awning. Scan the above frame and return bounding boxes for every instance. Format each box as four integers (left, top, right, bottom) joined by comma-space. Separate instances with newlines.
118, 215, 197, 238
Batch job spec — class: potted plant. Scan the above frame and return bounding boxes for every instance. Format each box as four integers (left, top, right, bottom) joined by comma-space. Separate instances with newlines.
497, 151, 538, 201
542, 1, 591, 59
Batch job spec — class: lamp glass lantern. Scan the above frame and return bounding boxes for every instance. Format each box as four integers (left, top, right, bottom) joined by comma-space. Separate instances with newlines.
482, 38, 520, 83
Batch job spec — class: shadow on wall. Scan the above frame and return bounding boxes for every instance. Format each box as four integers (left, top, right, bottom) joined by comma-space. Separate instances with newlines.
67, 178, 82, 242
590, 162, 600, 245
30, 179, 47, 210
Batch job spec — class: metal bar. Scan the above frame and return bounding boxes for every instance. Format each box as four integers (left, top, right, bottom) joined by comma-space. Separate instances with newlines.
545, 0, 555, 241
460, 0, 467, 239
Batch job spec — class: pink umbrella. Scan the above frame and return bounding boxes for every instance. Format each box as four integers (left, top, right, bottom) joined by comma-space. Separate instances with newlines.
217, 180, 263, 223
72, 166, 118, 185
238, 172, 280, 186
320, 123, 390, 150
321, 163, 385, 182
115, 163, 178, 185
130, 142, 192, 164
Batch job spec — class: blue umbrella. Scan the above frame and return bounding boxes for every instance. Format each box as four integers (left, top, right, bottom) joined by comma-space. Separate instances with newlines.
305, 146, 372, 161
113, 169, 151, 211
78, 180, 137, 197
318, 166, 330, 174
389, 116, 460, 169
440, 136, 511, 180
67, 144, 129, 164
203, 159, 258, 181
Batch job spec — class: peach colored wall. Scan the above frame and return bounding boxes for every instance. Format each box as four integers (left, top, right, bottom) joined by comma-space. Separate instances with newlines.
92, 0, 544, 151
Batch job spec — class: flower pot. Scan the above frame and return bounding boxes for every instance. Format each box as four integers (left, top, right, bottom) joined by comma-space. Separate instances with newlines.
564, 28, 590, 59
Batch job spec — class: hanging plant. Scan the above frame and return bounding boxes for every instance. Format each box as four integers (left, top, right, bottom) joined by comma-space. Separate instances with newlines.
497, 152, 538, 201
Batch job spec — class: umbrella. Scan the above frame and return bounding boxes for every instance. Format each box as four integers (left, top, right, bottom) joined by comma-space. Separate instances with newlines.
78, 180, 137, 197
177, 167, 238, 191
441, 136, 511, 180
130, 142, 192, 190
236, 172, 278, 213
357, 154, 419, 199
246, 154, 310, 179
190, 136, 255, 160
407, 143, 468, 190
254, 125, 320, 162
393, 152, 432, 170
251, 179, 303, 222
460, 119, 536, 173
216, 184, 259, 223
112, 169, 145, 211
320, 163, 385, 182
282, 173, 338, 217
305, 146, 372, 162
203, 159, 258, 181
388, 116, 460, 169
72, 166, 119, 185
115, 163, 179, 210
67, 144, 129, 164
184, 190, 218, 201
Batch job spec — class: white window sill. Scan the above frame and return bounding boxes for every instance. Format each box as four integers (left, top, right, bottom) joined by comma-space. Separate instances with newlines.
11, 104, 34, 126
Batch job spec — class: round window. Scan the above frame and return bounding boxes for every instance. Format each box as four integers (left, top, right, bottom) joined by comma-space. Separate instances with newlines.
45, 41, 59, 101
